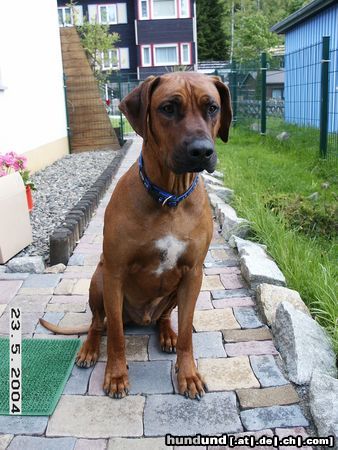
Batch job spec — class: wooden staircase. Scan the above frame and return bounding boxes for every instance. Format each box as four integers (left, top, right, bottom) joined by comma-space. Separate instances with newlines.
60, 28, 120, 153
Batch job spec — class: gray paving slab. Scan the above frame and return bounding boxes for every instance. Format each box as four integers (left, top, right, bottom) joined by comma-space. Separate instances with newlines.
21, 274, 61, 288
8, 436, 76, 450
128, 361, 173, 394
144, 392, 243, 436
250, 355, 288, 387
63, 364, 94, 395
233, 307, 263, 329
0, 416, 48, 435
211, 289, 253, 300
240, 405, 309, 431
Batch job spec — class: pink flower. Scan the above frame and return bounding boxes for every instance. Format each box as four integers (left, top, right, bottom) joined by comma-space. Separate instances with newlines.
0, 169, 7, 177
2, 153, 15, 167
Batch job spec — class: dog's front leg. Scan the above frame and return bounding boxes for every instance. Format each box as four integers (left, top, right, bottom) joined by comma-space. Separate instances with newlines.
176, 266, 207, 400
102, 268, 129, 399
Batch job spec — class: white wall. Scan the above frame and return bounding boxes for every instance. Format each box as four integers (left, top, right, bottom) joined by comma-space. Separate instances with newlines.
0, 0, 68, 156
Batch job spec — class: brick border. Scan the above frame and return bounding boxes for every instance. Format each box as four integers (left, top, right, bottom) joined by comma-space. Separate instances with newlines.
49, 141, 132, 266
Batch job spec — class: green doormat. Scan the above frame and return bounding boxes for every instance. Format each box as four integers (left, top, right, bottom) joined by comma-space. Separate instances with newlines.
0, 338, 81, 416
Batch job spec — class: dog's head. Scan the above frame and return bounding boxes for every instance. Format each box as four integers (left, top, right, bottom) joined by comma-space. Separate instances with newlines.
119, 72, 232, 174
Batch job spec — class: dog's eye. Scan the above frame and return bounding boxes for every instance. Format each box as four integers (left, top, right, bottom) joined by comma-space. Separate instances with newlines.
208, 104, 219, 115
161, 104, 175, 115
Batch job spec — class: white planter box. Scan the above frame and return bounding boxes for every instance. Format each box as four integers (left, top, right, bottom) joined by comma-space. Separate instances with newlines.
0, 172, 32, 264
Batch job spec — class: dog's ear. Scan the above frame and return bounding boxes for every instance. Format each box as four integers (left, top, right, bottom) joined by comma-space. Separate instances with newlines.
118, 76, 161, 139
211, 76, 232, 143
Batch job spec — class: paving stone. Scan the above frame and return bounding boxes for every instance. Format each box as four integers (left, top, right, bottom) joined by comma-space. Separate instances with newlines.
195, 291, 213, 310
0, 312, 41, 335
50, 295, 88, 304
46, 395, 144, 438
34, 334, 78, 340
93, 236, 103, 245
220, 273, 246, 290
0, 280, 23, 303
46, 302, 87, 313
240, 405, 309, 431
7, 295, 51, 312
63, 364, 94, 394
148, 334, 176, 361
211, 288, 252, 300
21, 274, 61, 289
68, 254, 86, 266
250, 355, 288, 387
0, 416, 48, 435
210, 248, 229, 260
99, 335, 148, 361
213, 297, 255, 308
193, 309, 240, 332
204, 266, 241, 276
174, 446, 205, 450
275, 427, 313, 450
83, 254, 100, 266
211, 429, 274, 450
74, 439, 107, 450
198, 356, 259, 390
193, 331, 227, 358
124, 323, 157, 335
144, 392, 242, 436
128, 361, 173, 394
72, 279, 91, 296
58, 311, 92, 329
108, 438, 170, 450
0, 304, 7, 318
61, 272, 94, 279
233, 307, 263, 329
35, 311, 64, 334
256, 283, 310, 325
64, 266, 96, 275
222, 328, 272, 342
54, 279, 76, 295
201, 275, 224, 291
273, 302, 336, 384
0, 435, 13, 450
44, 264, 66, 274
7, 436, 76, 450
0, 273, 30, 280
237, 385, 299, 408
204, 259, 239, 269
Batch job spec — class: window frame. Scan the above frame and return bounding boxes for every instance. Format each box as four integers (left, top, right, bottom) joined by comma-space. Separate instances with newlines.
153, 43, 179, 66
178, 0, 190, 18
58, 6, 74, 27
141, 45, 152, 67
139, 0, 150, 20
138, 0, 191, 20
98, 4, 117, 25
101, 49, 119, 70
152, 0, 177, 20
180, 42, 191, 65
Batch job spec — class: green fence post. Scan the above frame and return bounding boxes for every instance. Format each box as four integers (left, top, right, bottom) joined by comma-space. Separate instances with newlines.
63, 73, 72, 153
260, 52, 267, 135
320, 36, 330, 159
231, 60, 237, 127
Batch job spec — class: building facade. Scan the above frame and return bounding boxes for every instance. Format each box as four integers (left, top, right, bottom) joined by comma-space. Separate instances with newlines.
271, 0, 338, 132
57, 0, 197, 80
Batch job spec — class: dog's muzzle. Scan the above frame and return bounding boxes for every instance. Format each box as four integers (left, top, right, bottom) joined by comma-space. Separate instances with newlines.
172, 138, 217, 174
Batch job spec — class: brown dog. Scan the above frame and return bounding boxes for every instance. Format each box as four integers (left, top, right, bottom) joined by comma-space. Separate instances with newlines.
40, 72, 232, 400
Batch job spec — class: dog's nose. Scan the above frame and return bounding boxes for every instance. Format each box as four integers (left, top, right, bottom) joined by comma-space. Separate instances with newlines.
187, 139, 214, 161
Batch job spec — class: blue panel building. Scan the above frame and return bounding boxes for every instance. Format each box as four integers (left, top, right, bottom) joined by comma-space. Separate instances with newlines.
57, 0, 197, 80
271, 0, 338, 133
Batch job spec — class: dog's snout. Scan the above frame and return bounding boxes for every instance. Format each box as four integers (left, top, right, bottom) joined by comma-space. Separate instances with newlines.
187, 139, 214, 161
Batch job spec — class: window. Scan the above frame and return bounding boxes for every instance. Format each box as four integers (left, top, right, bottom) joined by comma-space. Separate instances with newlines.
181, 43, 191, 64
272, 88, 283, 100
154, 44, 178, 65
58, 6, 83, 26
153, 0, 176, 18
141, 46, 152, 66
101, 48, 130, 70
58, 7, 73, 27
140, 0, 149, 19
179, 0, 190, 17
99, 5, 117, 24
88, 4, 127, 24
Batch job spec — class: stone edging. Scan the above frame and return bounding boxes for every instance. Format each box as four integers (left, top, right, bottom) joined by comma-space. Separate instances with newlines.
49, 141, 132, 266
202, 172, 338, 446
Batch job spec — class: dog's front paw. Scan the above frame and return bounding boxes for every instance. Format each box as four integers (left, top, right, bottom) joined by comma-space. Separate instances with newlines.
176, 362, 208, 400
103, 366, 129, 399
76, 339, 100, 368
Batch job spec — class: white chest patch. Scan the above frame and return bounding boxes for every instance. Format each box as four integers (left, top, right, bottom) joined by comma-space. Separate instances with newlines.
153, 235, 187, 276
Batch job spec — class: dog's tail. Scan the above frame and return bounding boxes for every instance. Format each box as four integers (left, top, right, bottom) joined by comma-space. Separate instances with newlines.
38, 318, 91, 335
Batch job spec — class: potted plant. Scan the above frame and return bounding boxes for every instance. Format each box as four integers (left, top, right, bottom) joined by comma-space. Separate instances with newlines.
0, 151, 33, 263
0, 151, 35, 211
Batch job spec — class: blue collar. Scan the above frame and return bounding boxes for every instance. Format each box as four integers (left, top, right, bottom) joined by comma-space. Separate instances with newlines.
138, 153, 199, 208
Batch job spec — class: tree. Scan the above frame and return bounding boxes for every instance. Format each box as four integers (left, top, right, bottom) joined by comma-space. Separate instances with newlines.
68, 1, 119, 81
197, 0, 229, 61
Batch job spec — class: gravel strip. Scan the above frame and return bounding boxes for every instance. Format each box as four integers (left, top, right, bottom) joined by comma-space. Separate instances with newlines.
17, 150, 119, 261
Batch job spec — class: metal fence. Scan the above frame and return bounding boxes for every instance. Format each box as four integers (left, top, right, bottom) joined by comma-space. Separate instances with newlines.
99, 36, 338, 160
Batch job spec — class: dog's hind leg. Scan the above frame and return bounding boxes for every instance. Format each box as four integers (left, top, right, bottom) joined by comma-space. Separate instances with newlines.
76, 261, 105, 368
157, 294, 178, 353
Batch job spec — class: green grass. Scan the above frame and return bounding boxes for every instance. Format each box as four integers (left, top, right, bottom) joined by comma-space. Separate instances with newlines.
216, 125, 338, 353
